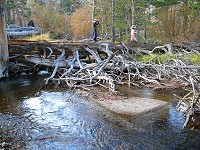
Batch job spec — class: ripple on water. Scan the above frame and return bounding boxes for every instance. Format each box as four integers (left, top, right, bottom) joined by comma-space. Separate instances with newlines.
1, 75, 200, 149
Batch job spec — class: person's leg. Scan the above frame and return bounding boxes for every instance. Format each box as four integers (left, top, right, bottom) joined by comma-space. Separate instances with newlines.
93, 29, 97, 41
131, 34, 134, 42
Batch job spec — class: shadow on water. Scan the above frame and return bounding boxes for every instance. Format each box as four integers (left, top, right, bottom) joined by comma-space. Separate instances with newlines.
0, 74, 200, 149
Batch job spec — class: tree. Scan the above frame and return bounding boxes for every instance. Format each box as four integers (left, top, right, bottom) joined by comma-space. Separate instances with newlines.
70, 6, 93, 40
29, 0, 70, 36
93, 0, 130, 42
142, 0, 200, 43
0, 0, 9, 78
111, 0, 115, 42
188, 0, 200, 22
5, 0, 31, 26
60, 0, 73, 14
6, 0, 15, 24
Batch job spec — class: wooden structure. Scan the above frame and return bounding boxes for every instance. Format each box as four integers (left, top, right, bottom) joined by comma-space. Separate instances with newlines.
0, 0, 9, 78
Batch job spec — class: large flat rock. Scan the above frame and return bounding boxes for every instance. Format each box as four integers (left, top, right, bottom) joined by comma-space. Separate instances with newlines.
96, 97, 168, 115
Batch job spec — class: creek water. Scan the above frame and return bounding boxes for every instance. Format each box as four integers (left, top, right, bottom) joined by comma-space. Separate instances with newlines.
0, 74, 200, 150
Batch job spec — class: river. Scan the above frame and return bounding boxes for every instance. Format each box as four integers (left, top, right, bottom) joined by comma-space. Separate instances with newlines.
0, 74, 200, 149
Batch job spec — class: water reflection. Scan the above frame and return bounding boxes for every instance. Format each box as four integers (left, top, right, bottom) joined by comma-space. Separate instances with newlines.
20, 91, 131, 149
22, 92, 81, 127
168, 104, 185, 128
0, 75, 200, 149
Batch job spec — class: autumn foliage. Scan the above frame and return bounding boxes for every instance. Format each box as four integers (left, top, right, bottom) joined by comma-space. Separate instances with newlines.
29, 0, 70, 36
29, 0, 93, 40
70, 6, 93, 40
25, 0, 199, 43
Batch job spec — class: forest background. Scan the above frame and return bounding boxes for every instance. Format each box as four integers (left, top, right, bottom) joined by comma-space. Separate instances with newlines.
5, 0, 200, 44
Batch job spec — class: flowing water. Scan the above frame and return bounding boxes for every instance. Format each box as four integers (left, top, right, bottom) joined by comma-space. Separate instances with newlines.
0, 74, 200, 150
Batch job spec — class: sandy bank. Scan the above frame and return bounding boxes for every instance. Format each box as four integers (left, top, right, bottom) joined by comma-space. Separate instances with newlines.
75, 87, 168, 116
94, 97, 168, 115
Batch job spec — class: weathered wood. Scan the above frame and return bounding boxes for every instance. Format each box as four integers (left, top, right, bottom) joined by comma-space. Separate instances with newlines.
24, 56, 67, 67
176, 75, 200, 128
0, 1, 9, 78
6, 26, 41, 37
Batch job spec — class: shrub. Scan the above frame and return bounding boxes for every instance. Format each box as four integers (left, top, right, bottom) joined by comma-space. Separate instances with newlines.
69, 6, 93, 40
29, 0, 70, 37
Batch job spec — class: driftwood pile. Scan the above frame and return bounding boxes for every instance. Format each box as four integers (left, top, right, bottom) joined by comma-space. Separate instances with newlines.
8, 40, 200, 128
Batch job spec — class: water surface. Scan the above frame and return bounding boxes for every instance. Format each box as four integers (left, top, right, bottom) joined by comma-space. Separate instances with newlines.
0, 74, 200, 149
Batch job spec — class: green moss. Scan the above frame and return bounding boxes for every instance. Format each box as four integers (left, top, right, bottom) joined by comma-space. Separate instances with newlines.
135, 52, 200, 65
186, 53, 200, 65
136, 53, 176, 64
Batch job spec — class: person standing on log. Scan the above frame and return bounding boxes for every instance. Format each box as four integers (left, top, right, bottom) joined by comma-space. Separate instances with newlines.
130, 25, 138, 43
92, 19, 99, 41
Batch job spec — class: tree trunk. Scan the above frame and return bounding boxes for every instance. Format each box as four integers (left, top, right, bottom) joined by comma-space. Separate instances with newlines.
92, 0, 95, 20
111, 0, 115, 42
131, 0, 135, 25
14, 0, 23, 26
0, 0, 9, 78
100, 0, 104, 40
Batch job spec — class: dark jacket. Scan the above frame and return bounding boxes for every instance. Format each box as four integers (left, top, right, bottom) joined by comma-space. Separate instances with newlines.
93, 21, 99, 30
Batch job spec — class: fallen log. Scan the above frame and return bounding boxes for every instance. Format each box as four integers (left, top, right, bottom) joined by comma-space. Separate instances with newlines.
24, 56, 67, 67
7, 39, 200, 128
6, 26, 41, 39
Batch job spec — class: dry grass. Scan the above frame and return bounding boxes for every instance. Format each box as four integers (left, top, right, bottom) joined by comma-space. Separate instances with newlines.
23, 33, 52, 41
